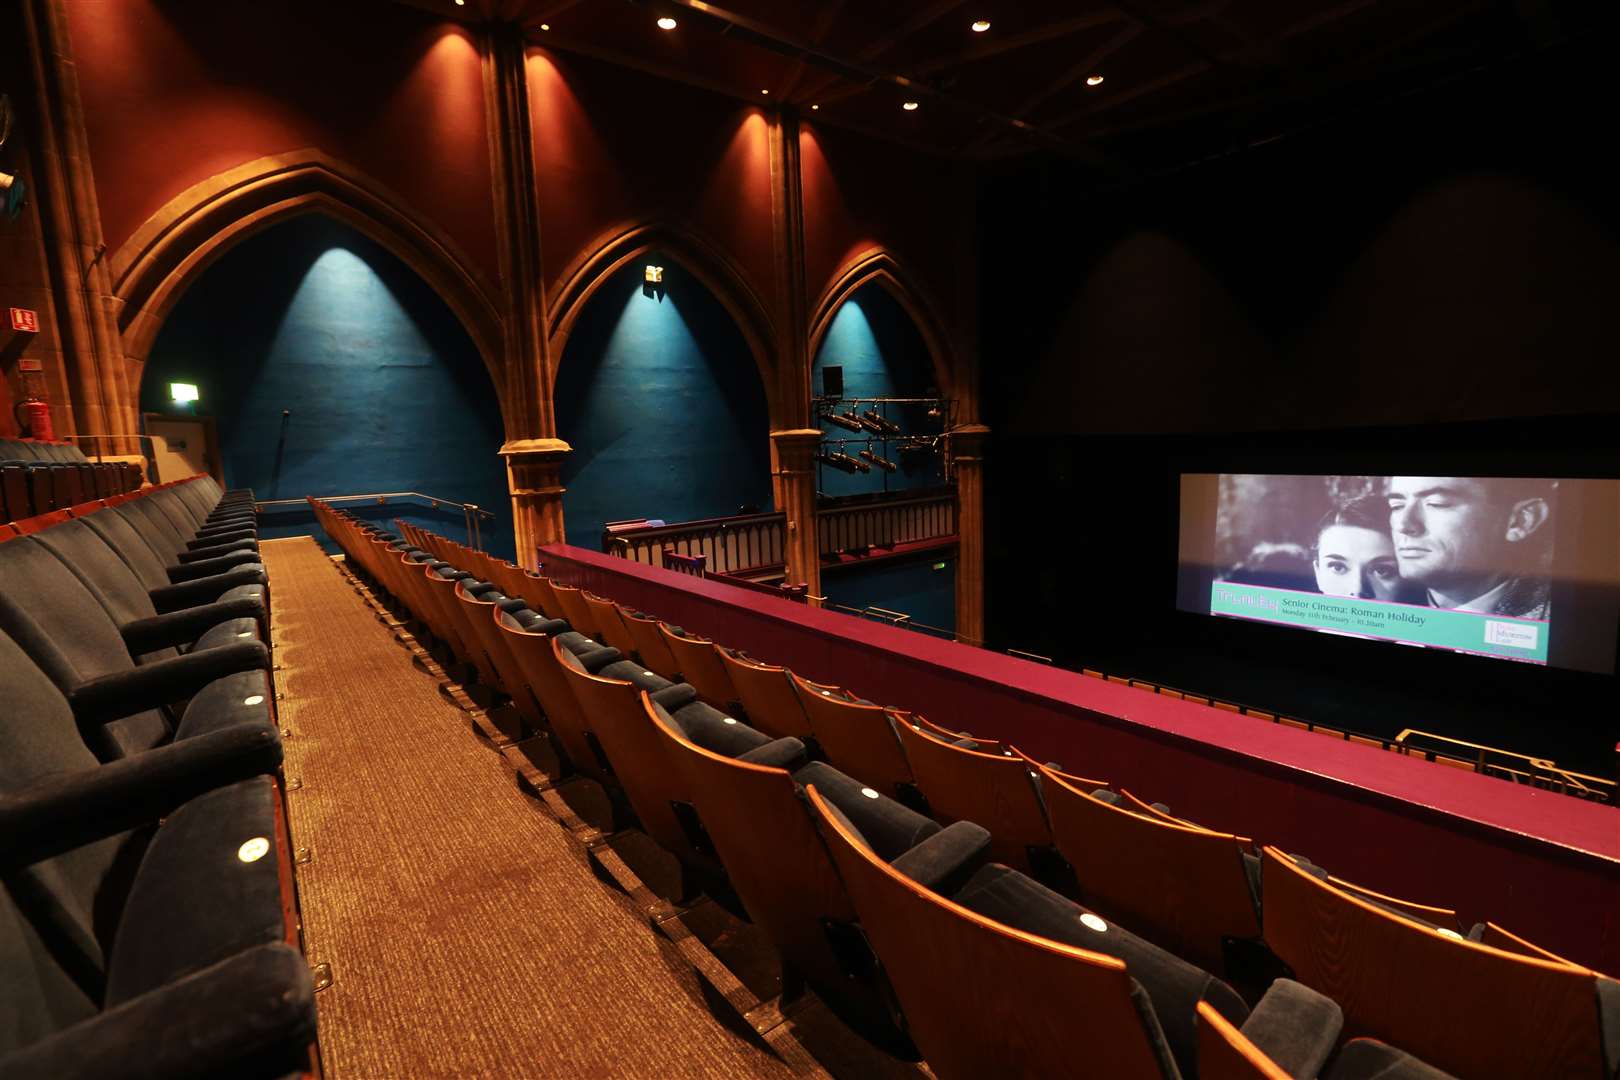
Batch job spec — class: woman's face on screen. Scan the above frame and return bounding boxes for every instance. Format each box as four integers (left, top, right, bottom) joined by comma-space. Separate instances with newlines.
1314, 524, 1402, 601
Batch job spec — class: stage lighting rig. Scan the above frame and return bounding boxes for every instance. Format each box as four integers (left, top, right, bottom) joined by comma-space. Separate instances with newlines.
859, 448, 898, 472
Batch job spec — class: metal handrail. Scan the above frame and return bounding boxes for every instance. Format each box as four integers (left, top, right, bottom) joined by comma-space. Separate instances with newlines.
270, 491, 496, 551
1393, 728, 1616, 799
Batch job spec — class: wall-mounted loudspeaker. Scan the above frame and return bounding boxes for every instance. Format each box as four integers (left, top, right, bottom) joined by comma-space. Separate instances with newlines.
821, 365, 843, 398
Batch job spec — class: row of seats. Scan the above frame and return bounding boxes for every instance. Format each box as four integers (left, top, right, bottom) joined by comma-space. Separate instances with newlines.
1, 438, 144, 521
1, 476, 317, 1078
322, 510, 1618, 1078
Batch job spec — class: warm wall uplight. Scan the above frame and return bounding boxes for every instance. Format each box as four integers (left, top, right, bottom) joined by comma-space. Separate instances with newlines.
656, 16, 677, 30
1086, 74, 1105, 87
902, 101, 919, 111
971, 19, 991, 32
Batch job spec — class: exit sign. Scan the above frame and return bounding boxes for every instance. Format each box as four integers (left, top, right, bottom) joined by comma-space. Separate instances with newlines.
9, 308, 39, 333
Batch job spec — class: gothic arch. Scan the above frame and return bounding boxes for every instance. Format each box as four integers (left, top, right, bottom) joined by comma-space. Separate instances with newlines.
808, 250, 959, 402
546, 220, 779, 422
109, 150, 507, 421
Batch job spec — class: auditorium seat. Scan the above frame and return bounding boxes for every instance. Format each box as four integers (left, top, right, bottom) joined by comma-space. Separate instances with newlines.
553, 640, 730, 887
73, 502, 267, 612
0, 660, 310, 1078
1195, 1002, 1457, 1079
1475, 921, 1584, 966
619, 607, 681, 675
581, 591, 640, 657
647, 689, 977, 1055
805, 784, 1346, 1080
454, 579, 547, 733
24, 513, 265, 662
658, 623, 741, 711
1260, 846, 1620, 1078
789, 672, 921, 802
891, 716, 1055, 874
1320, 874, 1466, 936
1038, 764, 1262, 975
546, 580, 603, 641
0, 531, 273, 761
717, 648, 816, 741
492, 612, 614, 781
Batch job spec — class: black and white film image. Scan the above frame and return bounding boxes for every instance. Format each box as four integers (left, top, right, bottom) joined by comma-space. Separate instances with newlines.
1216, 475, 1557, 619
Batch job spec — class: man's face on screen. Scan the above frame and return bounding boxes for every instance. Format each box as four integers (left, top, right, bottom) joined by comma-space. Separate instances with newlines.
1387, 477, 1501, 590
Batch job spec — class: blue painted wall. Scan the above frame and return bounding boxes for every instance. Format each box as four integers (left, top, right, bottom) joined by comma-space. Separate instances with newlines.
142, 215, 512, 559
555, 255, 772, 549
811, 283, 945, 498
823, 553, 956, 637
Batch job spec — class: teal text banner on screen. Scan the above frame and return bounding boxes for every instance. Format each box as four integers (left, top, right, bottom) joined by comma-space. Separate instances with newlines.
1209, 582, 1549, 663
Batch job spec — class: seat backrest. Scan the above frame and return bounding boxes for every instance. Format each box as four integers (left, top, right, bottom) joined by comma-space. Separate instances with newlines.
112, 497, 189, 559
547, 581, 601, 639
513, 571, 561, 620
0, 534, 172, 759
552, 642, 706, 863
0, 882, 100, 1057
492, 613, 603, 779
1261, 846, 1605, 1078
791, 673, 914, 796
892, 718, 1052, 872
0, 624, 135, 998
1476, 922, 1584, 968
1041, 768, 1259, 974
718, 650, 812, 739
659, 625, 738, 708
1322, 875, 1463, 935
805, 783, 1177, 1080
27, 517, 175, 660
76, 505, 174, 590
582, 592, 639, 657
150, 485, 205, 531
620, 608, 679, 675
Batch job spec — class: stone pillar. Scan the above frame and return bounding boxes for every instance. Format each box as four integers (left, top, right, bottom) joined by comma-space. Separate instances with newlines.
484, 25, 563, 561
771, 429, 822, 603
949, 424, 990, 646
20, 0, 137, 449
502, 437, 571, 567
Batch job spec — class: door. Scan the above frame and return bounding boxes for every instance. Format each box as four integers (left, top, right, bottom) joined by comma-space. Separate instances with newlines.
144, 415, 215, 483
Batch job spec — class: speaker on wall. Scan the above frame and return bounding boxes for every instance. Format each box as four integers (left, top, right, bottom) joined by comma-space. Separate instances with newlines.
822, 365, 843, 398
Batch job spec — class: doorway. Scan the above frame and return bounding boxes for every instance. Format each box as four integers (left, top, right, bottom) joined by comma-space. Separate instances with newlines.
143, 413, 221, 485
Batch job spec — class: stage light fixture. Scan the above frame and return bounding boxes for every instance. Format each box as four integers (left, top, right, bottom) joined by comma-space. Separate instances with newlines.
860, 449, 898, 472
971, 20, 991, 32
169, 382, 200, 404
861, 409, 901, 436
1086, 74, 1105, 87
644, 265, 664, 283
902, 101, 919, 111
657, 16, 677, 29
825, 411, 865, 433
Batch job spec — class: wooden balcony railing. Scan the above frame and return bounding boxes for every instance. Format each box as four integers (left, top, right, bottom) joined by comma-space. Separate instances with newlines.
603, 510, 787, 576
602, 490, 958, 577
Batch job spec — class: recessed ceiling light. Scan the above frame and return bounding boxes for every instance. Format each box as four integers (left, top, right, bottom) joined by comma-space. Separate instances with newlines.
811, 104, 820, 110
454, 0, 465, 5
656, 16, 677, 30
761, 88, 770, 95
971, 19, 991, 32
902, 101, 919, 111
540, 23, 550, 30
1086, 74, 1105, 87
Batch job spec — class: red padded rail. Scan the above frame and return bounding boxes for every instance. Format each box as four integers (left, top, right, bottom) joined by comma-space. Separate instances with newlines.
541, 542, 1620, 974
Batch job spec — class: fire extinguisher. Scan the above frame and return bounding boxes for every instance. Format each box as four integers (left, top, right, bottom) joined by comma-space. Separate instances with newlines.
14, 394, 54, 441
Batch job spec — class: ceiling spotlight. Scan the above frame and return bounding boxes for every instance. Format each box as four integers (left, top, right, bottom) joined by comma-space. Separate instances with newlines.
540, 23, 550, 30
1086, 74, 1105, 87
971, 19, 991, 32
454, 0, 465, 5
902, 101, 919, 111
811, 104, 820, 110
656, 16, 677, 29
761, 88, 770, 95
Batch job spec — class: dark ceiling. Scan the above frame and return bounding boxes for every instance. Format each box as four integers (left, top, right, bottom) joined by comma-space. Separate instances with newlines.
400, 0, 1592, 175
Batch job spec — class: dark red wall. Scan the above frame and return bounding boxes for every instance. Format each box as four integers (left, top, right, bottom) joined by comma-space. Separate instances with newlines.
66, 0, 496, 281
529, 49, 776, 307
